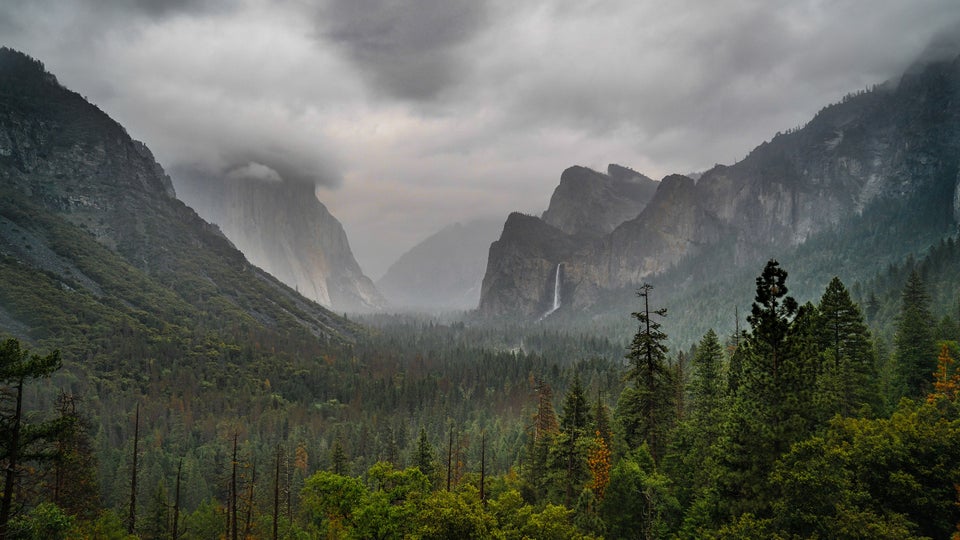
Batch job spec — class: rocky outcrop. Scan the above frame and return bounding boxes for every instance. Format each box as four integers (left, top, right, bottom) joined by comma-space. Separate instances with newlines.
377, 218, 502, 311
172, 172, 385, 312
541, 164, 658, 236
480, 52, 960, 318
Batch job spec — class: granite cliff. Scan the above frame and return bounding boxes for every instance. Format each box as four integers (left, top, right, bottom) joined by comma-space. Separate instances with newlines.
480, 51, 960, 317
172, 172, 385, 313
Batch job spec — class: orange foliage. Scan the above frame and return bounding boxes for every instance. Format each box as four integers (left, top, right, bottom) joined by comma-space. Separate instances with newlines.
295, 442, 309, 474
586, 431, 612, 500
928, 344, 960, 404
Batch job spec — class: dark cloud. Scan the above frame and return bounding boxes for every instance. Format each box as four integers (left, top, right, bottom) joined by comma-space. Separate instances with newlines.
317, 0, 488, 101
90, 0, 231, 19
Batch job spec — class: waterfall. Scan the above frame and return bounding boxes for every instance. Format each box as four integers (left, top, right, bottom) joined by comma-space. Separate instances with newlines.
539, 263, 562, 320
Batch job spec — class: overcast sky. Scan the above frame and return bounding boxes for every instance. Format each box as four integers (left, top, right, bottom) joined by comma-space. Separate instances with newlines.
3, 0, 959, 278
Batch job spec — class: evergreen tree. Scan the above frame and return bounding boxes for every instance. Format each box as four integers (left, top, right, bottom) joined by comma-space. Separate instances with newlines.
330, 439, 347, 476
893, 270, 937, 398
49, 393, 100, 519
689, 330, 724, 423
592, 392, 613, 450
814, 277, 877, 417
560, 374, 589, 434
621, 283, 673, 462
716, 260, 812, 518
555, 374, 590, 505
414, 428, 437, 480
0, 338, 63, 540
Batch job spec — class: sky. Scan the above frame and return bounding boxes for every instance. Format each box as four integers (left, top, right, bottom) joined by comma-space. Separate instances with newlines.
2, 0, 959, 279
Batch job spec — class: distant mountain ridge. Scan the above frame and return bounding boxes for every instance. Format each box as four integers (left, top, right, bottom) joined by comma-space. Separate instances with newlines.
480, 50, 960, 318
377, 218, 502, 311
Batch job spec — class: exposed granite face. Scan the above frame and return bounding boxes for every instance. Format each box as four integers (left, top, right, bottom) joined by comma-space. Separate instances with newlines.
480, 54, 960, 318
541, 164, 658, 237
172, 173, 386, 313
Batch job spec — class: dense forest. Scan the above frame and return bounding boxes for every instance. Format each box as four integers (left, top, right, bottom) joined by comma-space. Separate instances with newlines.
2, 255, 959, 539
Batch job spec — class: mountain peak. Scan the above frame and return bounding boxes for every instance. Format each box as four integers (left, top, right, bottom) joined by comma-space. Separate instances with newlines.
542, 165, 658, 236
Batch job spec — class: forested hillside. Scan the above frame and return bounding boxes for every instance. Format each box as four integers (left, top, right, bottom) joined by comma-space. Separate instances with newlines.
3, 256, 960, 538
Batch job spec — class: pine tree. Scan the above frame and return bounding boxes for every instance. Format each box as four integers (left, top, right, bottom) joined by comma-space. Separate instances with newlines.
716, 260, 811, 517
557, 374, 590, 505
814, 277, 877, 417
622, 283, 673, 462
688, 330, 724, 428
560, 374, 589, 434
0, 339, 63, 540
330, 439, 347, 475
894, 270, 937, 398
414, 427, 436, 480
593, 392, 613, 450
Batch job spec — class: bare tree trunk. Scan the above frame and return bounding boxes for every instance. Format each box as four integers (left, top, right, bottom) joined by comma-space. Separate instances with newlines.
479, 432, 486, 506
243, 462, 255, 539
0, 379, 24, 540
273, 445, 281, 540
172, 458, 182, 540
446, 428, 453, 491
231, 433, 238, 540
128, 402, 140, 535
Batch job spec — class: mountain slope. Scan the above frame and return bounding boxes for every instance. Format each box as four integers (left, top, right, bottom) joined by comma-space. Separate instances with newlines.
0, 48, 359, 358
376, 218, 502, 311
172, 171, 385, 312
480, 51, 960, 319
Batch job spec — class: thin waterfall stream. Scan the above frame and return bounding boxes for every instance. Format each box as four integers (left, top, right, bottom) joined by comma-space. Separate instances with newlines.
539, 263, 562, 320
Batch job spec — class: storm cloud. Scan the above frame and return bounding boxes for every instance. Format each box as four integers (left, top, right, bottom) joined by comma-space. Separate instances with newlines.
317, 0, 488, 101
2, 0, 959, 277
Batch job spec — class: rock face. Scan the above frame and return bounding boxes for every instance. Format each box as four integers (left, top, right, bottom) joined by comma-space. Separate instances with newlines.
480, 52, 960, 317
541, 164, 658, 236
173, 172, 385, 312
0, 48, 357, 341
376, 218, 502, 311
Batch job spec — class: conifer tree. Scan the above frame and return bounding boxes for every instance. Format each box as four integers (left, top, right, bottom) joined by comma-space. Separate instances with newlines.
716, 260, 809, 517
894, 270, 937, 398
814, 277, 877, 417
593, 392, 613, 449
414, 427, 436, 480
556, 374, 590, 505
621, 283, 673, 462
688, 330, 724, 429
330, 439, 347, 476
0, 339, 63, 540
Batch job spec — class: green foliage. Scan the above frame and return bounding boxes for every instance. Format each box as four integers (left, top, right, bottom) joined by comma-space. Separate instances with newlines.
894, 270, 938, 398
622, 284, 674, 461
6, 503, 74, 540
600, 446, 679, 539
771, 401, 960, 539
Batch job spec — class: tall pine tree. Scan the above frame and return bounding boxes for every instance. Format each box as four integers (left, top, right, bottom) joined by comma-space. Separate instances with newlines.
894, 270, 937, 399
619, 283, 673, 462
